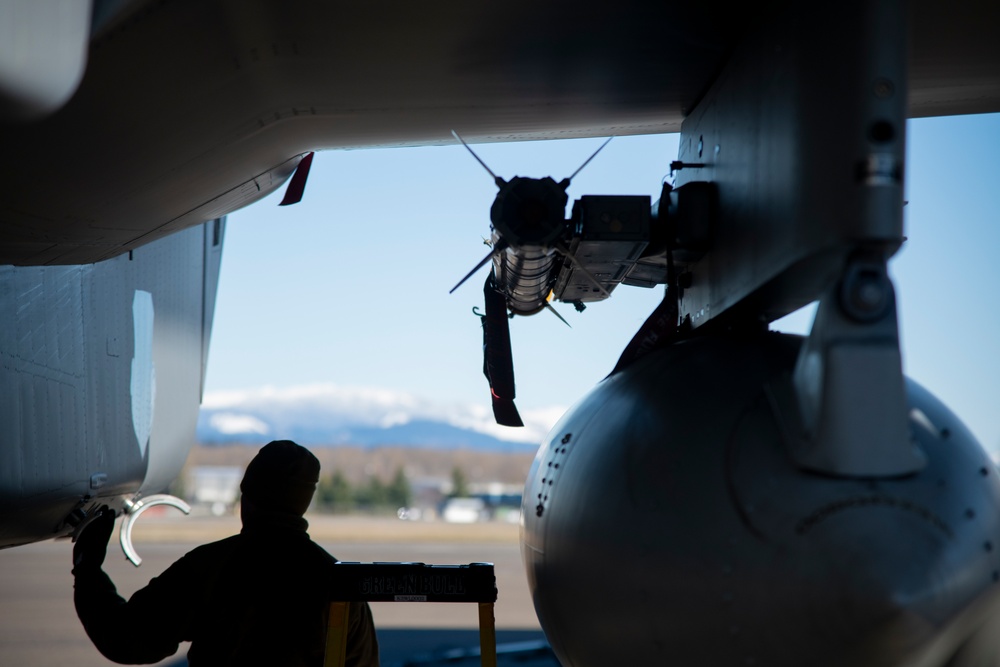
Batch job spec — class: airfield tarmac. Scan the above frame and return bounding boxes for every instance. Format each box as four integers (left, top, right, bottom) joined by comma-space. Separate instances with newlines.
0, 514, 550, 666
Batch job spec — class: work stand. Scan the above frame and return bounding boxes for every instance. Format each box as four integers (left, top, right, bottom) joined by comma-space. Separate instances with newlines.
325, 562, 498, 667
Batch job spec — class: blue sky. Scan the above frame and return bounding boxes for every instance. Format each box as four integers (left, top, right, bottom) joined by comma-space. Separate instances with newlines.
204, 114, 1000, 451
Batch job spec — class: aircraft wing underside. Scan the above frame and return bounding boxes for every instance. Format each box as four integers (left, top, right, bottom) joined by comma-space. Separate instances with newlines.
0, 0, 997, 266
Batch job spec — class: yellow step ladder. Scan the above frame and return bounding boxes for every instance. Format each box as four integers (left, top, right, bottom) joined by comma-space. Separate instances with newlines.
324, 561, 497, 667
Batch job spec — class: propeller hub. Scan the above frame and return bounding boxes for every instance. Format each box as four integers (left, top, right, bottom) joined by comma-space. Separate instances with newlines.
491, 176, 568, 248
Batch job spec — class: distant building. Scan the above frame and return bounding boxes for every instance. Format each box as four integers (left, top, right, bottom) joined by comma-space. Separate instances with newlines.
189, 465, 242, 516
398, 479, 525, 523
472, 483, 523, 523
441, 497, 487, 523
438, 484, 524, 523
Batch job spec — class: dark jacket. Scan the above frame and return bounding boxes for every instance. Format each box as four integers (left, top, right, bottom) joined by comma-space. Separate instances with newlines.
73, 512, 379, 666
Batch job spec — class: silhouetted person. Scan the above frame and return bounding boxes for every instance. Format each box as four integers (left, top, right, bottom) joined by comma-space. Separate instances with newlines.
72, 440, 379, 666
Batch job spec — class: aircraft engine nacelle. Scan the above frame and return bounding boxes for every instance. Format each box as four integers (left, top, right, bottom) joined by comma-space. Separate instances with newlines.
489, 176, 568, 316
522, 333, 1000, 667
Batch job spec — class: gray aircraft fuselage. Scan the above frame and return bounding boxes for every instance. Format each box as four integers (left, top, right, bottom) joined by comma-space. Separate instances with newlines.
0, 220, 223, 547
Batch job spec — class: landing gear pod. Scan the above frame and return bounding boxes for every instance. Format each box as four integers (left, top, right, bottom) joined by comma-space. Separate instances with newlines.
522, 333, 1000, 667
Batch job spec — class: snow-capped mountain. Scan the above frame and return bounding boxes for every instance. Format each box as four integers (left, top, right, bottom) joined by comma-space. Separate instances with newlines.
197, 384, 566, 452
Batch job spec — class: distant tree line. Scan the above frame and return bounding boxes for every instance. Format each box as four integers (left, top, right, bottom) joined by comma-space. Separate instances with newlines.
449, 466, 469, 498
314, 467, 412, 513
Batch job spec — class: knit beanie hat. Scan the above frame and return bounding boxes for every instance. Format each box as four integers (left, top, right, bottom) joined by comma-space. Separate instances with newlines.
240, 440, 320, 516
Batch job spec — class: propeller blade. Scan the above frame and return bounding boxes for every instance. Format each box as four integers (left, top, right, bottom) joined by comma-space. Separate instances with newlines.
449, 238, 508, 294
278, 152, 315, 206
491, 394, 524, 428
481, 273, 523, 427
543, 301, 572, 328
452, 130, 506, 188
565, 136, 614, 184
